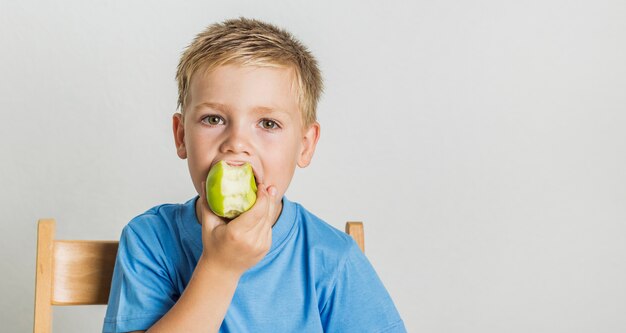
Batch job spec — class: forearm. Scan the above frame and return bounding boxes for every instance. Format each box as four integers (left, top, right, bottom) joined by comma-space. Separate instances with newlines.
147, 258, 241, 333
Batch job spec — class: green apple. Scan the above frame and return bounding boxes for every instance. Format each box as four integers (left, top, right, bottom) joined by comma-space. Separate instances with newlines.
205, 161, 257, 219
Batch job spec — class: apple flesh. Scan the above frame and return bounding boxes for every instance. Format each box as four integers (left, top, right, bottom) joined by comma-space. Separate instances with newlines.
205, 161, 257, 219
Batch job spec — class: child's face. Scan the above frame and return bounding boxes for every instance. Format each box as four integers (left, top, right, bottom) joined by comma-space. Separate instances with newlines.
173, 64, 320, 211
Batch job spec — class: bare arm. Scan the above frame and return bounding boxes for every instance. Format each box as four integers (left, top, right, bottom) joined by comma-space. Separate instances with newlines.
141, 183, 278, 333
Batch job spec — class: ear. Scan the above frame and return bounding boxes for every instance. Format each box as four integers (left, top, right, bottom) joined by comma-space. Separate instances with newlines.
297, 122, 321, 168
173, 113, 187, 159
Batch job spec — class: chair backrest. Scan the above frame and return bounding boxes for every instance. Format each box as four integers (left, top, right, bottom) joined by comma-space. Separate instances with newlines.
34, 219, 118, 333
345, 221, 364, 252
33, 218, 364, 333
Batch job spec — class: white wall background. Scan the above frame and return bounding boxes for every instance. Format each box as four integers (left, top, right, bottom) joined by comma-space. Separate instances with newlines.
2, 0, 625, 332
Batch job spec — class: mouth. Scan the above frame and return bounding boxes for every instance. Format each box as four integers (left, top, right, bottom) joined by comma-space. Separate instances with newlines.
223, 160, 245, 167
212, 159, 263, 186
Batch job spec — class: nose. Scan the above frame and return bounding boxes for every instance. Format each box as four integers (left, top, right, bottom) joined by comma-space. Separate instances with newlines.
219, 121, 252, 155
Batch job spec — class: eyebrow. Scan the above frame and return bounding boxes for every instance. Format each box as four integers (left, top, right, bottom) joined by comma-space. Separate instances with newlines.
192, 102, 231, 113
251, 105, 289, 115
193, 102, 291, 117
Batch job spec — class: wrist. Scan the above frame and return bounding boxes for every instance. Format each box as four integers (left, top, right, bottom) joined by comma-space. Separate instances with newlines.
197, 253, 244, 281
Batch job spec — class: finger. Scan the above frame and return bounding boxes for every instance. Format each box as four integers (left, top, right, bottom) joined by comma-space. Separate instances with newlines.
231, 183, 269, 231
251, 185, 273, 234
264, 186, 277, 229
261, 186, 277, 241
254, 184, 271, 229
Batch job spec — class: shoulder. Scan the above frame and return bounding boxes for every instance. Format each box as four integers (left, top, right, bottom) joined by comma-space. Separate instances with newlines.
119, 198, 196, 256
114, 199, 198, 279
290, 200, 360, 275
123, 199, 188, 239
293, 201, 356, 253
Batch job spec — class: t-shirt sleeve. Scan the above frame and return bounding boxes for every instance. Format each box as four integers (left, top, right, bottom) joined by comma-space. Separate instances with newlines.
320, 241, 407, 333
103, 223, 178, 333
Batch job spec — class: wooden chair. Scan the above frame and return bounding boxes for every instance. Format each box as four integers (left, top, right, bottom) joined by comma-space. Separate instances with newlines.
33, 219, 364, 333
345, 221, 365, 253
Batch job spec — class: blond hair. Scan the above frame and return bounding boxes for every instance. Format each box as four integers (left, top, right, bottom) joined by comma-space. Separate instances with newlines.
176, 17, 323, 128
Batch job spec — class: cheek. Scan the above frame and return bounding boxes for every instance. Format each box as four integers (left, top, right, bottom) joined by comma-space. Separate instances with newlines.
187, 127, 219, 151
256, 133, 298, 171
257, 131, 300, 156
186, 130, 218, 173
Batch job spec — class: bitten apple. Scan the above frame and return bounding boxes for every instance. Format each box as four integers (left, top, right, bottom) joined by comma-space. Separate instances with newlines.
205, 161, 257, 219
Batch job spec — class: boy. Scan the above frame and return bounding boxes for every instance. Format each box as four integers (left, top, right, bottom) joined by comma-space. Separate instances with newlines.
103, 17, 405, 333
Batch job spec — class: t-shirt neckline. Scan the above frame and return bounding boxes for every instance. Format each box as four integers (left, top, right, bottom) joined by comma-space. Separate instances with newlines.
179, 195, 297, 257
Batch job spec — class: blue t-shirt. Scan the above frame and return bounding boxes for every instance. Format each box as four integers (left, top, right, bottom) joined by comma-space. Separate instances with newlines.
103, 196, 406, 333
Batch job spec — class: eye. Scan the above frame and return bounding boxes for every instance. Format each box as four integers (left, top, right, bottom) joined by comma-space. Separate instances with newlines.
259, 119, 280, 130
202, 115, 224, 126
